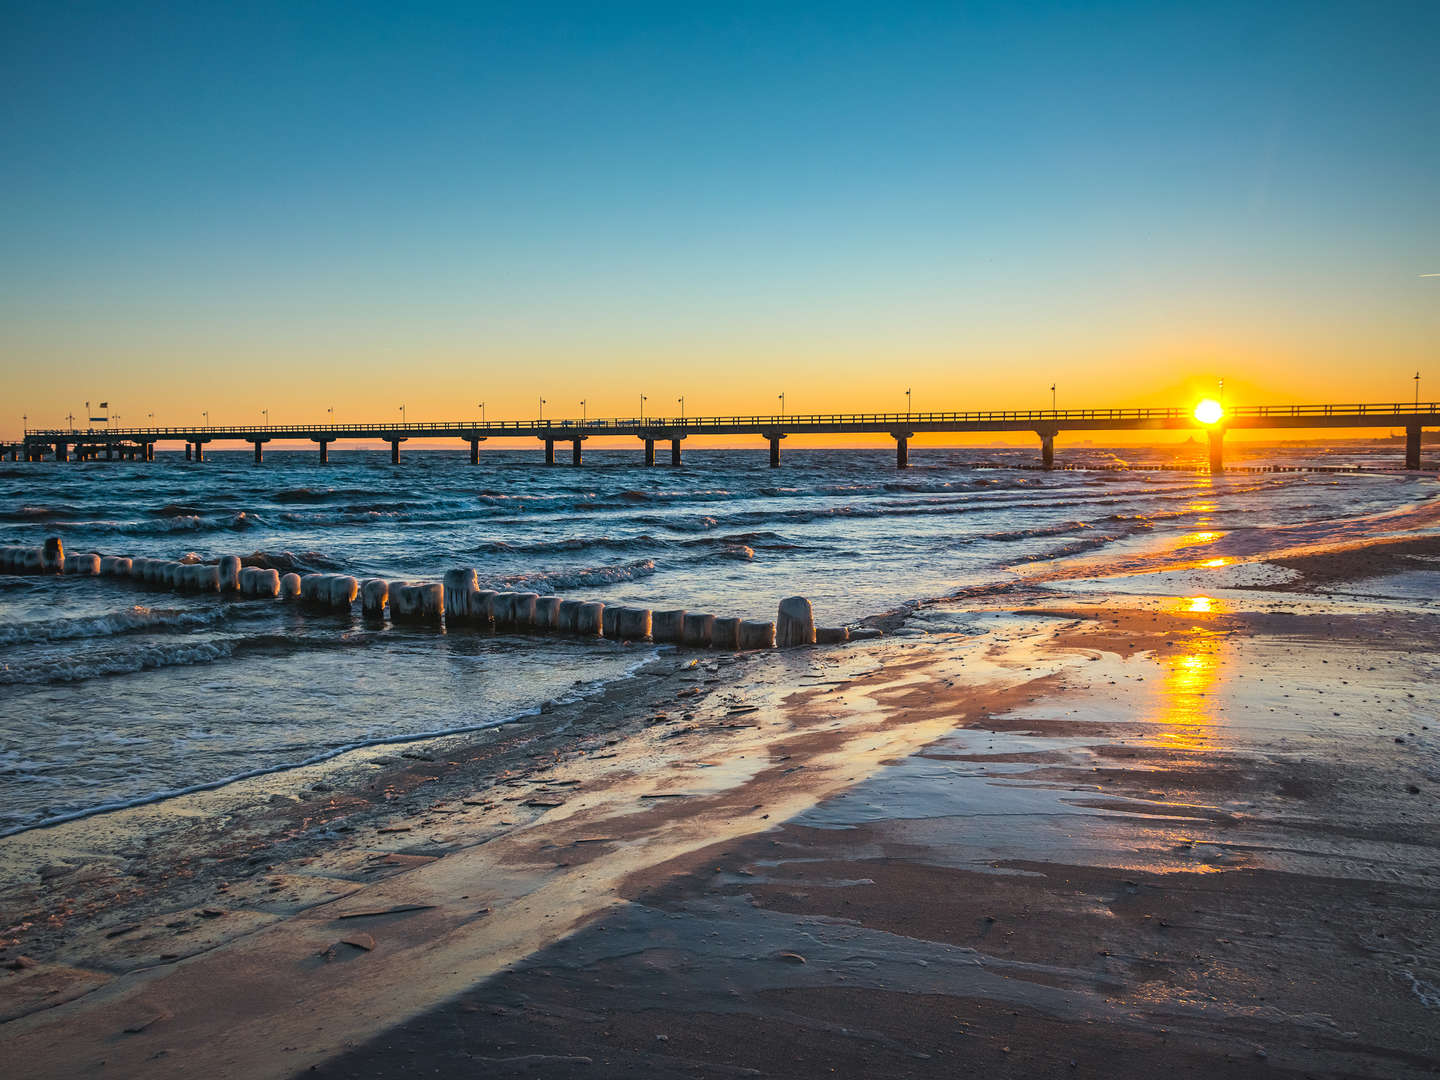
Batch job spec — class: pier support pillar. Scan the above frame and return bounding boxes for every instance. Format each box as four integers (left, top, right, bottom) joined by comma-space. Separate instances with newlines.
643, 438, 655, 466
105, 444, 113, 461
670, 438, 682, 466
767, 434, 784, 468
194, 442, 204, 462
571, 438, 583, 466
1207, 429, 1224, 474
1041, 433, 1055, 470
144, 443, 154, 462
545, 438, 555, 465
251, 441, 264, 464
318, 440, 329, 464
185, 442, 193, 461
1406, 425, 1421, 470
390, 439, 402, 465
55, 442, 68, 462
469, 439, 479, 465
895, 436, 909, 469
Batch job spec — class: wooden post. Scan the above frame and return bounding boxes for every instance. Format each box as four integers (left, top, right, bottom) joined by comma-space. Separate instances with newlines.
1207, 429, 1224, 474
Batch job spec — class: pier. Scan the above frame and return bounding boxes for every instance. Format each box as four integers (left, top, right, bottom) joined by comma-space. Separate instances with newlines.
17, 400, 1440, 472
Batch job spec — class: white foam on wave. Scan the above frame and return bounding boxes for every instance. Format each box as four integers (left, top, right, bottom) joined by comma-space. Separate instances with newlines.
0, 639, 234, 685
0, 605, 232, 646
485, 558, 659, 593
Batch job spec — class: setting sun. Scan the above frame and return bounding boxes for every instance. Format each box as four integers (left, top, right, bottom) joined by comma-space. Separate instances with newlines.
1193, 399, 1225, 424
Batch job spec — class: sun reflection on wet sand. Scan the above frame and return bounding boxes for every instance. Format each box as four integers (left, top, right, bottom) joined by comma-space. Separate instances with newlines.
1174, 530, 1225, 548
1155, 596, 1226, 750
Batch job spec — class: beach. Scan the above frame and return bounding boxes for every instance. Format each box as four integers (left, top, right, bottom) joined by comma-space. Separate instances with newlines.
2, 466, 1438, 1077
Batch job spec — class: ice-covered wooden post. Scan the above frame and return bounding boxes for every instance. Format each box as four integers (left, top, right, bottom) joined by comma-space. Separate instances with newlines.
776, 596, 815, 647
389, 582, 443, 623
652, 609, 686, 643
738, 620, 776, 650
711, 616, 742, 650
576, 602, 604, 636
361, 578, 389, 615
534, 596, 561, 629
42, 537, 63, 572
682, 613, 715, 647
444, 569, 478, 622
617, 607, 652, 640
218, 555, 241, 592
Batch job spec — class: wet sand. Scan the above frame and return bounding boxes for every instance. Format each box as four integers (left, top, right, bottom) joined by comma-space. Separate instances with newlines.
3, 544, 1439, 1078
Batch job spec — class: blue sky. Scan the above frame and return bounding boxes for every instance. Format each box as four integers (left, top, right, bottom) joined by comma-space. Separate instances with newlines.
3, 2, 1438, 429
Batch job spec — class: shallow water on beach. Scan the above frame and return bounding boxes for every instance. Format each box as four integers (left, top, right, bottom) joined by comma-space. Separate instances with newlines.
0, 441, 1436, 835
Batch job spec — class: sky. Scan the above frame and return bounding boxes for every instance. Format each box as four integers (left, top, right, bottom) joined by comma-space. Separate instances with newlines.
3, 1, 1438, 443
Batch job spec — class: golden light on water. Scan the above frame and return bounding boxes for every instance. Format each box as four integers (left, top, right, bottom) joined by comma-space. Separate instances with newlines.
1156, 596, 1227, 750
1193, 399, 1225, 424
1175, 530, 1224, 548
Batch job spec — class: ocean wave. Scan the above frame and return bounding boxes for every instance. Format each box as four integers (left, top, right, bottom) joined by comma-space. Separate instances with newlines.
40, 512, 263, 535
0, 639, 235, 685
982, 521, 1091, 542
467, 529, 796, 558
483, 558, 659, 593
242, 549, 344, 573
1018, 534, 1127, 562
0, 605, 233, 646
0, 505, 86, 521
0, 648, 658, 838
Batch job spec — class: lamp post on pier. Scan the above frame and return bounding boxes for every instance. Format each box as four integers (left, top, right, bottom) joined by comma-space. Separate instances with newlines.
539, 397, 546, 421
580, 400, 586, 422
640, 394, 647, 421
477, 402, 485, 426
1051, 383, 1057, 411
678, 396, 685, 419
778, 392, 785, 416
905, 388, 911, 416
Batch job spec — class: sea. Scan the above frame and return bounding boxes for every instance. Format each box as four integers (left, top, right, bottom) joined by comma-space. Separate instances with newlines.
1, 439, 1435, 836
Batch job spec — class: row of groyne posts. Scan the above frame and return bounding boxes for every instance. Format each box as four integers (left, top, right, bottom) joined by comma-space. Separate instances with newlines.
0, 539, 857, 649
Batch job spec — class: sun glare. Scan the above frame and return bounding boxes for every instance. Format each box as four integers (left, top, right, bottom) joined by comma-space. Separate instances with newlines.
1193, 399, 1224, 424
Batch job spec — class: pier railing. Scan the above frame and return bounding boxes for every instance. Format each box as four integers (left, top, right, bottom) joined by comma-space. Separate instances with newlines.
22, 400, 1440, 437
